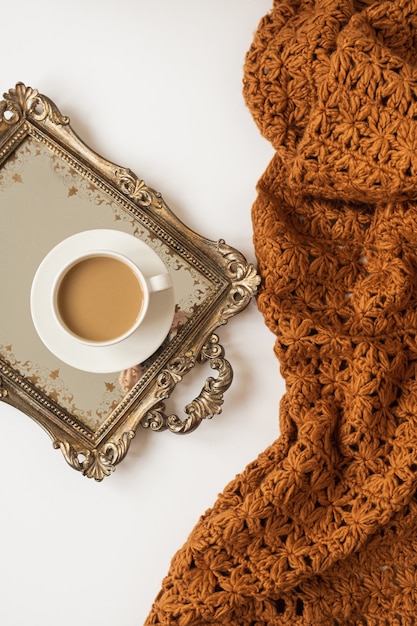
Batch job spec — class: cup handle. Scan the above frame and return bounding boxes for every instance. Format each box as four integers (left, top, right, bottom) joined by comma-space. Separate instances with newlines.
147, 272, 172, 293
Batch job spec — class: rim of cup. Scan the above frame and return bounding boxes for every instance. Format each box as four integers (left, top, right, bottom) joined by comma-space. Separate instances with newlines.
51, 250, 150, 347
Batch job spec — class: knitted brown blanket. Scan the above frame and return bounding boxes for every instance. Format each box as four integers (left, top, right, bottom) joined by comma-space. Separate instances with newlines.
145, 1, 417, 623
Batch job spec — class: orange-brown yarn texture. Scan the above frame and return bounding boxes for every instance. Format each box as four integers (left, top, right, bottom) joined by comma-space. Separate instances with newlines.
145, 1, 417, 624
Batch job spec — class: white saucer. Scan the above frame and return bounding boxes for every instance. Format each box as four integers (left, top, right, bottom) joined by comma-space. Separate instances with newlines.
30, 229, 175, 373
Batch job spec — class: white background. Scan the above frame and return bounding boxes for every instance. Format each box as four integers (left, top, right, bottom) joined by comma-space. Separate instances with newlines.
0, 2, 284, 624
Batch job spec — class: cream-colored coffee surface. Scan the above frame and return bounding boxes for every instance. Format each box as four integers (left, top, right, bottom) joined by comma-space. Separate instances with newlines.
57, 256, 144, 342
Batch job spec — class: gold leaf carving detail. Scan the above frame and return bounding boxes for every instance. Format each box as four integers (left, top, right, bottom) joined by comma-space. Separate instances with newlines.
216, 239, 261, 322
54, 430, 135, 481
141, 335, 233, 434
115, 167, 153, 206
1, 82, 69, 126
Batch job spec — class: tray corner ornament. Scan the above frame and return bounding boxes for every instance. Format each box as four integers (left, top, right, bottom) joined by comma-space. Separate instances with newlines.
0, 82, 260, 481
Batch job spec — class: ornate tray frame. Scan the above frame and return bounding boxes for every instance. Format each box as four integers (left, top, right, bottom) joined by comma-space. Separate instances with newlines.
0, 83, 259, 480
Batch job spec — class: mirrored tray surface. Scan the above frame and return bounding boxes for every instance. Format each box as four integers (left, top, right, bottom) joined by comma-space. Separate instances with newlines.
0, 83, 260, 480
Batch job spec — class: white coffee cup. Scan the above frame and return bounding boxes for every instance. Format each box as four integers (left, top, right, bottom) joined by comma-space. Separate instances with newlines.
51, 249, 171, 347
31, 229, 176, 372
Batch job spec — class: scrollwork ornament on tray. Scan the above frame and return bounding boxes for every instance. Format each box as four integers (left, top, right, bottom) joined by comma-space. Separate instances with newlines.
140, 405, 168, 432
115, 167, 154, 207
54, 430, 136, 481
217, 239, 261, 323
1, 82, 69, 127
155, 352, 196, 401
141, 334, 233, 435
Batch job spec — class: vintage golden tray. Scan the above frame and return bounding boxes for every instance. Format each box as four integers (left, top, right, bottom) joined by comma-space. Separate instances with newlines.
0, 83, 259, 480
